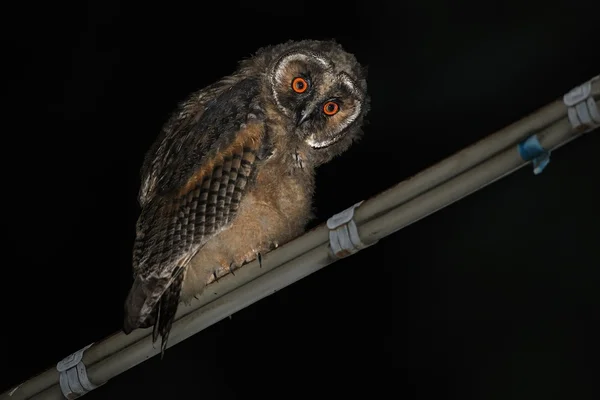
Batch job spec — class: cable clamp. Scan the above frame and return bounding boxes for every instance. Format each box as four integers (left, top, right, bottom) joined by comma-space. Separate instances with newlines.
518, 134, 550, 175
563, 75, 600, 133
327, 201, 374, 259
56, 343, 102, 399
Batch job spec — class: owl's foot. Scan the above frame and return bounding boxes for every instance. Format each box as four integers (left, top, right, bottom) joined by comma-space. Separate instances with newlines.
257, 242, 280, 268
212, 270, 219, 282
229, 261, 237, 276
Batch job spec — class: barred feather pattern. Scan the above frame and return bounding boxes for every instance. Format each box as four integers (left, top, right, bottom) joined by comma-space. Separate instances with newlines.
124, 77, 266, 356
125, 139, 260, 354
138, 77, 247, 208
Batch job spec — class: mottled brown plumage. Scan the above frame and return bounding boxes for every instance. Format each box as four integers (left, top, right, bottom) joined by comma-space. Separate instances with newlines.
123, 39, 370, 356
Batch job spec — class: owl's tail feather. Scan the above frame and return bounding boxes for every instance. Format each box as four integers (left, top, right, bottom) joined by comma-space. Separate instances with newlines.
153, 270, 185, 359
123, 276, 155, 334
122, 267, 185, 359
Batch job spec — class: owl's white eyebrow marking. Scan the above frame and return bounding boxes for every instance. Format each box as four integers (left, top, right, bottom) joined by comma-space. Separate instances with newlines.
309, 53, 332, 69
338, 72, 360, 95
273, 52, 331, 84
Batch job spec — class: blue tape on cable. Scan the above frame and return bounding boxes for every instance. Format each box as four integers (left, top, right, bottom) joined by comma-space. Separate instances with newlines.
518, 134, 550, 175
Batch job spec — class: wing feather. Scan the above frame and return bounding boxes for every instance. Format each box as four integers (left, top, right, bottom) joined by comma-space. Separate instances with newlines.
123, 77, 270, 353
138, 75, 249, 207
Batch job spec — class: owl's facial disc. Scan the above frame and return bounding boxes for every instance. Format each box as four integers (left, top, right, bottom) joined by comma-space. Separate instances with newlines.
270, 50, 331, 120
295, 72, 363, 149
270, 51, 364, 149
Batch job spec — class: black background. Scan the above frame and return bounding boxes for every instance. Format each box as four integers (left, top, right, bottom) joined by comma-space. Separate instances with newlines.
2, 0, 599, 398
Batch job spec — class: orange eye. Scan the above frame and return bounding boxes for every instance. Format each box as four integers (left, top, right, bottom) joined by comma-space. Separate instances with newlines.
292, 77, 308, 93
323, 101, 339, 116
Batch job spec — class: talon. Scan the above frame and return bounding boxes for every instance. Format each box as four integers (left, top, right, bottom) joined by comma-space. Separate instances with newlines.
212, 270, 219, 282
258, 252, 262, 268
229, 262, 236, 276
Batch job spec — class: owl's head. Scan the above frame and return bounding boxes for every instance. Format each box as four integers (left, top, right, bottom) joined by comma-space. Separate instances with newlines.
263, 40, 369, 164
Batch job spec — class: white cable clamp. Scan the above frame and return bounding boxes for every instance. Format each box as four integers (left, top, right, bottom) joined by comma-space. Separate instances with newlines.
563, 75, 600, 133
327, 201, 373, 259
56, 343, 101, 399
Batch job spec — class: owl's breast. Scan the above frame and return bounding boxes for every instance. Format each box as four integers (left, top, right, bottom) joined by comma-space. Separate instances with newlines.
180, 158, 315, 302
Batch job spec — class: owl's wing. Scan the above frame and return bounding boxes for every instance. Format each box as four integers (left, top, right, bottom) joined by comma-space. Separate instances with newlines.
138, 76, 242, 207
124, 77, 271, 354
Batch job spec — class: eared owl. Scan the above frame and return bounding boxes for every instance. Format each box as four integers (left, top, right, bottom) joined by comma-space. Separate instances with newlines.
123, 39, 370, 355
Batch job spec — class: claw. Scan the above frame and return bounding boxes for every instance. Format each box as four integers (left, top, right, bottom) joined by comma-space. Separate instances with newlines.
258, 252, 262, 268
212, 270, 219, 282
229, 261, 236, 276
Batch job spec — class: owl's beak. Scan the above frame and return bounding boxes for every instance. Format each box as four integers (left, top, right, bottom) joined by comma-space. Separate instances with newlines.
296, 104, 315, 126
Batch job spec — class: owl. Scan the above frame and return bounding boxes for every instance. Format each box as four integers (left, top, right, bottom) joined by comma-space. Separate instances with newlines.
122, 39, 370, 356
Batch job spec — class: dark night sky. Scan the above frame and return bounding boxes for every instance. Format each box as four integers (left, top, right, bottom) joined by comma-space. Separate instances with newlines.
2, 0, 600, 399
